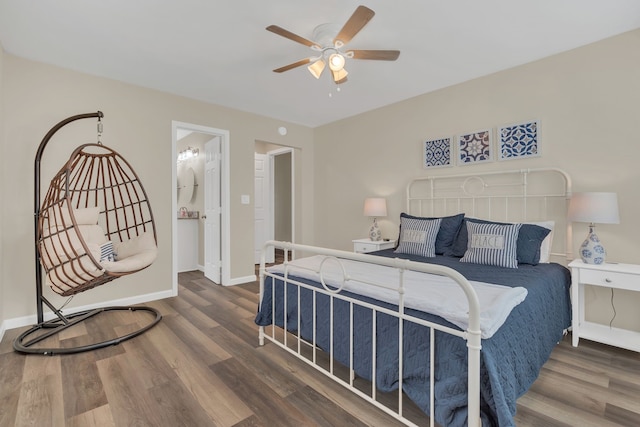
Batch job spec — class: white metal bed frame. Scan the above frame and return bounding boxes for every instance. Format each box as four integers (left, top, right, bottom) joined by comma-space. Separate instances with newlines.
257, 168, 572, 427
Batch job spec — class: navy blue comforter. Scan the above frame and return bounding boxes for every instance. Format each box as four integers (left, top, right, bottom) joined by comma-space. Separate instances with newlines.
255, 250, 571, 426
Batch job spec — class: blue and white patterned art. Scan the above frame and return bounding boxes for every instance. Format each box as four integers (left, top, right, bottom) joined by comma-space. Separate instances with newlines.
423, 137, 452, 168
498, 120, 539, 160
458, 129, 492, 164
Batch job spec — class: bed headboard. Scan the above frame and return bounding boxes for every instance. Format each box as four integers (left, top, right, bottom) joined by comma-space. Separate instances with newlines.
406, 168, 573, 264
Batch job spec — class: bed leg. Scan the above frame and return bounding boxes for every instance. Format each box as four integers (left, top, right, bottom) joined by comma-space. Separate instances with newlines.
258, 326, 265, 346
350, 369, 355, 382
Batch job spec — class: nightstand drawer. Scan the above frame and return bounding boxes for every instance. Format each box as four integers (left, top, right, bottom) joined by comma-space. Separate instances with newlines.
352, 239, 396, 253
355, 242, 379, 253
580, 269, 639, 291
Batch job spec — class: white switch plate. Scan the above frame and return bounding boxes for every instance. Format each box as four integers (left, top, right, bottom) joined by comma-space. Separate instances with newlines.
241, 195, 250, 204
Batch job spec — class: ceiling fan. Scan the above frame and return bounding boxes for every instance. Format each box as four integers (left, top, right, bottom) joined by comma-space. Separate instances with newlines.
266, 5, 400, 84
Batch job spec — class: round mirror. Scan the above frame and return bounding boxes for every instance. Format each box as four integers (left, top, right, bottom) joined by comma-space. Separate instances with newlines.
178, 167, 195, 205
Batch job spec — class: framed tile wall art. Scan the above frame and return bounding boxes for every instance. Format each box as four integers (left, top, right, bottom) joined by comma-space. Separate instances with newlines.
423, 137, 452, 169
457, 129, 493, 165
498, 120, 539, 161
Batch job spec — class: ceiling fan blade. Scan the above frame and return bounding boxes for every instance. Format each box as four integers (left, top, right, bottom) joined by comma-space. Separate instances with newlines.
266, 25, 319, 48
273, 58, 312, 73
334, 5, 375, 46
349, 50, 400, 61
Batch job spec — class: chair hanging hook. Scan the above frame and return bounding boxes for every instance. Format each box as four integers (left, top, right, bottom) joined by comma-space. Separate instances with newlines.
97, 116, 103, 144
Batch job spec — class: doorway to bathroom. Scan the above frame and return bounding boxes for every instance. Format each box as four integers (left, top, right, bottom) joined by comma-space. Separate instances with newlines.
172, 121, 229, 292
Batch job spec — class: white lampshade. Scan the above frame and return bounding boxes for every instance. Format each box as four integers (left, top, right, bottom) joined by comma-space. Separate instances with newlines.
568, 192, 620, 224
307, 59, 325, 79
331, 67, 348, 83
364, 198, 387, 217
569, 192, 620, 264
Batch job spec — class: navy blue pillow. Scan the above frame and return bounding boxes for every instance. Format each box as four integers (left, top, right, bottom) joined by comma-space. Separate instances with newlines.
397, 212, 464, 255
446, 218, 551, 265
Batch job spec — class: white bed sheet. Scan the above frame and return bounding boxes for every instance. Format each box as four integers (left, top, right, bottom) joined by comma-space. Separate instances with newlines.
267, 255, 528, 339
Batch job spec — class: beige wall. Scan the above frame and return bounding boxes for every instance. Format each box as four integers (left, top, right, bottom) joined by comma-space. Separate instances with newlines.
0, 54, 315, 323
274, 152, 293, 242
0, 43, 5, 337
2, 29, 638, 337
314, 30, 640, 331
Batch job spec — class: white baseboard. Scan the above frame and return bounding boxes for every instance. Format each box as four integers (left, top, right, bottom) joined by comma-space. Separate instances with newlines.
2, 289, 175, 332
176, 265, 205, 274
0, 321, 6, 344
226, 274, 257, 286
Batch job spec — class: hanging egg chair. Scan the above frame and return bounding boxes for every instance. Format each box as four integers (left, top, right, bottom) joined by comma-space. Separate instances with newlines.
14, 111, 162, 355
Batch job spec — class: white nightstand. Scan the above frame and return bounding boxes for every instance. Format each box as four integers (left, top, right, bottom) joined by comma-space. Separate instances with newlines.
569, 259, 640, 352
352, 238, 396, 254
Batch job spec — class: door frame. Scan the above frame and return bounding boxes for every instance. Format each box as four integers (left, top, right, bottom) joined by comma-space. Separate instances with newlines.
172, 121, 230, 293
268, 146, 295, 246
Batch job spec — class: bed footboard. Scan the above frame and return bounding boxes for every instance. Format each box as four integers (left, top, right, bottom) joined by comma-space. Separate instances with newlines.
256, 240, 481, 427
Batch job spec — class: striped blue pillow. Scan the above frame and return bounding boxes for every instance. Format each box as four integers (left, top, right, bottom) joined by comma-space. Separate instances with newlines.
100, 241, 115, 262
460, 222, 522, 268
394, 217, 442, 258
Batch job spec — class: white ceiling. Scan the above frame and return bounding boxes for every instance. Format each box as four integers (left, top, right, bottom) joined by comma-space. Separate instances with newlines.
1, 1, 639, 128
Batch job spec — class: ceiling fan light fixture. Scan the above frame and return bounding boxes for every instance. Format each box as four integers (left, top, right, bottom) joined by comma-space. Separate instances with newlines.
331, 67, 348, 83
267, 6, 399, 84
307, 59, 326, 79
328, 53, 346, 71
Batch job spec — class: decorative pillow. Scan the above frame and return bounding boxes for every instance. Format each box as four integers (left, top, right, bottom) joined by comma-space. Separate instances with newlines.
113, 232, 156, 260
447, 218, 551, 265
99, 241, 115, 262
78, 224, 108, 246
394, 217, 442, 258
396, 212, 464, 255
61, 205, 101, 225
460, 222, 522, 268
525, 221, 555, 263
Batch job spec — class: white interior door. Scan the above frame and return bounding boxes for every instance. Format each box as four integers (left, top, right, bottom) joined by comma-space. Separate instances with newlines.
204, 137, 221, 283
255, 153, 274, 263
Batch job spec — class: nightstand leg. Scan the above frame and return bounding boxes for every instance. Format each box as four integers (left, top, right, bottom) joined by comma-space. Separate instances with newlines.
570, 270, 579, 347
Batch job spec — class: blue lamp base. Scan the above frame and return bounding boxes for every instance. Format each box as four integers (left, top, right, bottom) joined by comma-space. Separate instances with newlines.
579, 224, 606, 264
369, 218, 382, 241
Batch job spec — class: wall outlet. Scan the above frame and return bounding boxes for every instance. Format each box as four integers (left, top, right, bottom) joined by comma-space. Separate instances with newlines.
241, 194, 250, 204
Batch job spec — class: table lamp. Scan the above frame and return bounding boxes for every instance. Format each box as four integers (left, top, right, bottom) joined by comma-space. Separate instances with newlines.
568, 192, 620, 264
364, 198, 387, 242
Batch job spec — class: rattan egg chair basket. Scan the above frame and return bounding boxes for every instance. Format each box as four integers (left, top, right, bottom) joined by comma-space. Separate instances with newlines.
13, 111, 162, 355
38, 142, 158, 296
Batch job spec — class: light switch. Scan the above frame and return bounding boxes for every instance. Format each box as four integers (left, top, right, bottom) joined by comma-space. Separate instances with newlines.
241, 194, 250, 204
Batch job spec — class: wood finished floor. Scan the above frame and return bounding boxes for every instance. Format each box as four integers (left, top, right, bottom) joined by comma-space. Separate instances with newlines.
2, 269, 640, 426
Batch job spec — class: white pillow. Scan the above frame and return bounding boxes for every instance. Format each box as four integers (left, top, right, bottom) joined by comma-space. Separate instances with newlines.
102, 248, 157, 273
104, 232, 157, 272
78, 224, 108, 246
45, 242, 104, 294
61, 205, 101, 225
525, 221, 555, 263
113, 232, 157, 260
41, 224, 106, 264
